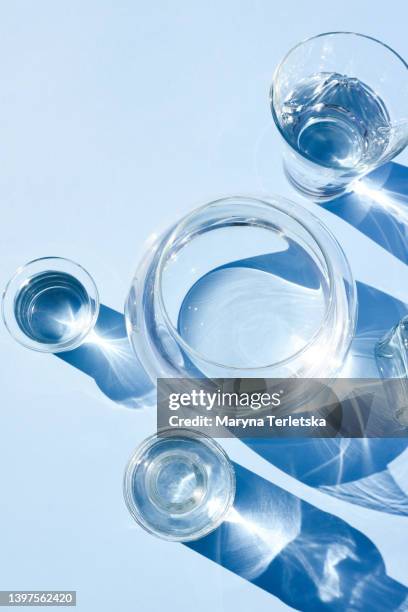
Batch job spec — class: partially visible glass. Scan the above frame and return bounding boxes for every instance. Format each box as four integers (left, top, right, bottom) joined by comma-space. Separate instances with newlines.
270, 32, 408, 201
123, 429, 235, 541
2, 257, 99, 352
376, 316, 408, 378
376, 317, 408, 425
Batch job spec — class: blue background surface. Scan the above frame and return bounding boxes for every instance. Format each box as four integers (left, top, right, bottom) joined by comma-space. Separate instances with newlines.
1, 2, 408, 610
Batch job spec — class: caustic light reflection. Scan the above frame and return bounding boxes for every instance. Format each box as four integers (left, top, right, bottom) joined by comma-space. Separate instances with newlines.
284, 534, 358, 603
222, 485, 301, 580
60, 308, 155, 409
321, 467, 408, 516
14, 271, 94, 346
353, 180, 408, 224
83, 329, 147, 397
188, 466, 408, 609
85, 329, 123, 353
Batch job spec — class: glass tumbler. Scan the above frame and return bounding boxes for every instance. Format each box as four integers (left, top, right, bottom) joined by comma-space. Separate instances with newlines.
125, 195, 357, 381
376, 316, 408, 380
270, 32, 408, 201
123, 428, 235, 541
375, 317, 408, 426
2, 257, 99, 352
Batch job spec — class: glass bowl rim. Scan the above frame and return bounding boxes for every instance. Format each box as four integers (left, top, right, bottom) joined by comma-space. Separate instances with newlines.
155, 194, 352, 372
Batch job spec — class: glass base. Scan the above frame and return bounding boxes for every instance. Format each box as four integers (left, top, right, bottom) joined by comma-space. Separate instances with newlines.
283, 162, 350, 202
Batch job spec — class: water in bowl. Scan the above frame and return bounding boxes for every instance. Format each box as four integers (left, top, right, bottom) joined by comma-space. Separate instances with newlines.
173, 225, 328, 369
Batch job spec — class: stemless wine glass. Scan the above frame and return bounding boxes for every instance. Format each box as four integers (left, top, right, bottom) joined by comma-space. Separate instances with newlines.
123, 428, 235, 541
125, 195, 357, 382
2, 257, 99, 352
270, 32, 408, 201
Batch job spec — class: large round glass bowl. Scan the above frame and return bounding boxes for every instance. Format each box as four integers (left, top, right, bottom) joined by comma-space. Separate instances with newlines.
123, 429, 235, 542
125, 196, 357, 380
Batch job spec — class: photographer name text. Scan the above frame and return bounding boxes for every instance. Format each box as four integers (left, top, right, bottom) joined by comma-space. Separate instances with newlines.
168, 414, 327, 429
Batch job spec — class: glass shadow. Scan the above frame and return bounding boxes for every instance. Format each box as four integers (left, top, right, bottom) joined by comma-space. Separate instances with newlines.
186, 463, 408, 611
244, 275, 408, 515
323, 161, 408, 264
57, 304, 155, 409
184, 242, 408, 515
245, 281, 408, 484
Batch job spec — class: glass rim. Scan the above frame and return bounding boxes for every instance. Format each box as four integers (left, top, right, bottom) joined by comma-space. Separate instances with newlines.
270, 31, 408, 159
155, 195, 347, 372
1, 256, 100, 353
123, 428, 236, 542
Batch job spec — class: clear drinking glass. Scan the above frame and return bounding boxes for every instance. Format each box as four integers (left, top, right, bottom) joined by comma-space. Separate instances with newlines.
123, 428, 235, 541
270, 32, 408, 201
376, 317, 408, 378
2, 257, 99, 352
125, 195, 356, 381
375, 317, 408, 425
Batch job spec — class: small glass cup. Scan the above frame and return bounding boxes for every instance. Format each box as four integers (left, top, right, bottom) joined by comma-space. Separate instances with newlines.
125, 195, 356, 381
2, 257, 99, 353
123, 428, 235, 541
270, 32, 408, 201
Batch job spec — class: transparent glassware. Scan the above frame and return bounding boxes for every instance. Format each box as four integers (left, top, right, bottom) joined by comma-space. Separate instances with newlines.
2, 257, 99, 352
123, 428, 235, 541
375, 317, 408, 425
125, 195, 357, 381
270, 32, 408, 201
